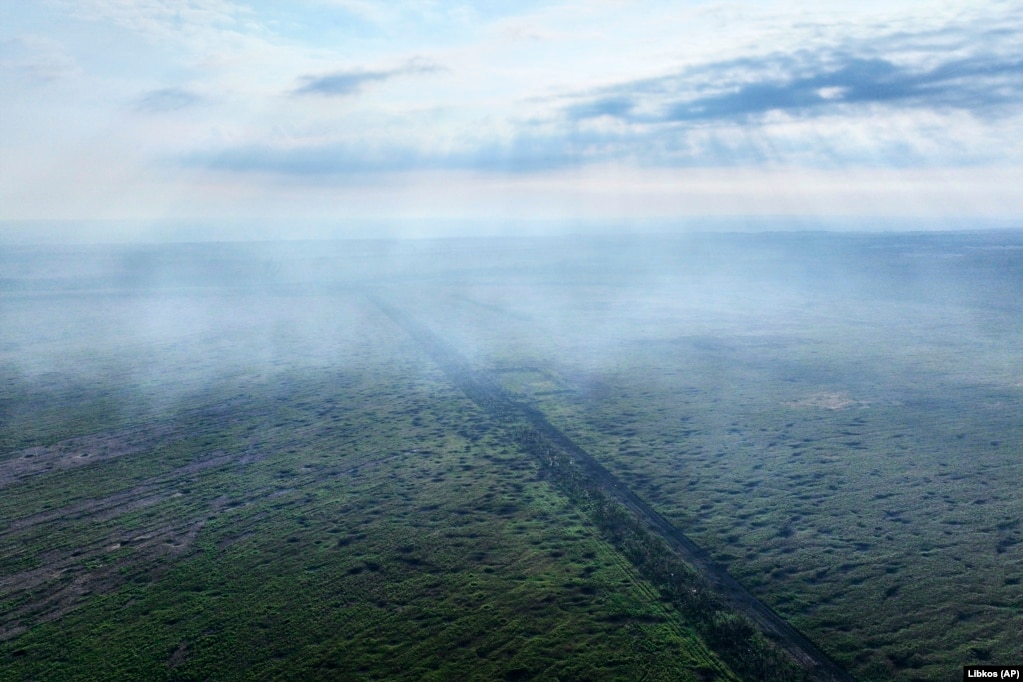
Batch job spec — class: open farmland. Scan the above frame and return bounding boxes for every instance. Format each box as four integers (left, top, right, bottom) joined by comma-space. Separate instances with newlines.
2, 231, 1022, 680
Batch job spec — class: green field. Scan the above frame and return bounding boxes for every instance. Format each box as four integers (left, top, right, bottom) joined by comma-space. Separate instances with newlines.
2, 233, 1022, 680
1, 288, 752, 680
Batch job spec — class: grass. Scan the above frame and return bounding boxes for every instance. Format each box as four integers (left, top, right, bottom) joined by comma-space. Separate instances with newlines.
1, 289, 738, 681
5, 232, 1021, 681
405, 263, 1023, 681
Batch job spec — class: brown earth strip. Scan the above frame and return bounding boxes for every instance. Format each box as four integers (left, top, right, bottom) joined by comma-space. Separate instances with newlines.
0, 393, 268, 490
0, 445, 266, 641
0, 424, 182, 489
1, 451, 236, 534
0, 518, 205, 641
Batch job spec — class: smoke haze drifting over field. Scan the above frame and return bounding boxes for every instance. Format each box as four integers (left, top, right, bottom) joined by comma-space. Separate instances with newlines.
1, 1, 1022, 240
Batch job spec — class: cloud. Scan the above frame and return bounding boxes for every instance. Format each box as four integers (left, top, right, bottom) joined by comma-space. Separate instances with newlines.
293, 69, 392, 96
193, 143, 427, 174
566, 97, 635, 120
58, 0, 250, 45
0, 36, 79, 83
670, 55, 1023, 121
187, 133, 583, 176
566, 49, 1023, 125
136, 87, 203, 112
159, 3, 1023, 180
185, 98, 1023, 178
292, 59, 441, 96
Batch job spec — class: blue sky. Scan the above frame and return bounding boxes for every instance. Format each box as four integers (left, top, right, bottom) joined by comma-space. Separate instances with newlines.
2, 0, 1021, 238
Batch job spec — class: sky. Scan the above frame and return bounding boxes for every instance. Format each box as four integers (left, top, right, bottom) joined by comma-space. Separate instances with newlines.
1, 0, 1022, 240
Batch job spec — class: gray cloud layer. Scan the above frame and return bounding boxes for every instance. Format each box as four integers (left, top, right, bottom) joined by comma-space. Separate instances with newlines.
189, 16, 1023, 176
293, 59, 440, 97
293, 70, 393, 96
193, 135, 581, 176
567, 52, 1023, 124
136, 87, 203, 113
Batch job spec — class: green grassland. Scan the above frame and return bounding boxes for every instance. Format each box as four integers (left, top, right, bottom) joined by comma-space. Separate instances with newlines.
377, 235, 1023, 681
1, 290, 741, 680
3, 233, 1021, 681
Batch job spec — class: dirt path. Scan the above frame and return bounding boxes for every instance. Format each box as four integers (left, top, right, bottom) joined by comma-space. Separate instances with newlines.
370, 293, 854, 682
